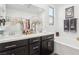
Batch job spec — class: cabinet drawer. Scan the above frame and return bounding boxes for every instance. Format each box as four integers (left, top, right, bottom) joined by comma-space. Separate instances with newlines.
14, 46, 28, 55
42, 34, 54, 40
29, 43, 40, 54
0, 50, 12, 55
30, 51, 40, 55
29, 37, 40, 44
0, 45, 29, 55
0, 39, 28, 52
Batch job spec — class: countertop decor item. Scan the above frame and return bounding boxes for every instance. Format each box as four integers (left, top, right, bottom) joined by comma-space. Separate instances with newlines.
31, 16, 42, 33
23, 19, 30, 34
0, 16, 6, 26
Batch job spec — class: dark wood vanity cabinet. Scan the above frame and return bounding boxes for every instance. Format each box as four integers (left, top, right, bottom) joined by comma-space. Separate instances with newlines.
40, 34, 54, 55
0, 34, 54, 55
28, 37, 40, 55
0, 39, 29, 55
0, 37, 41, 55
27, 35, 54, 55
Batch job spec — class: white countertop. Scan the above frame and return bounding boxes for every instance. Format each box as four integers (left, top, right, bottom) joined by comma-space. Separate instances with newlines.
0, 32, 53, 43
1, 32, 79, 50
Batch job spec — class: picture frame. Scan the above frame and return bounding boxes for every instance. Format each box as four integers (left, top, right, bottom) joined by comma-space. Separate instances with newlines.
64, 19, 69, 31
65, 6, 74, 19
70, 18, 77, 32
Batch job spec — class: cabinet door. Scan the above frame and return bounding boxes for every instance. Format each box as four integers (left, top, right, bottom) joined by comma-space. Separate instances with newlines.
47, 39, 54, 52
29, 37, 40, 44
42, 40, 48, 50
29, 43, 40, 55
41, 40, 48, 54
14, 46, 28, 55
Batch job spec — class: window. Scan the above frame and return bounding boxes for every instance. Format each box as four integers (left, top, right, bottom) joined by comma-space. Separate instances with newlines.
48, 6, 54, 25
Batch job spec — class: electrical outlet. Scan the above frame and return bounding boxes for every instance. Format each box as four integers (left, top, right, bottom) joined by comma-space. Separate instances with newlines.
77, 37, 79, 41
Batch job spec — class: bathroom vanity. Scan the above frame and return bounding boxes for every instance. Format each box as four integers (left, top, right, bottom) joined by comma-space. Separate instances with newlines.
0, 33, 54, 55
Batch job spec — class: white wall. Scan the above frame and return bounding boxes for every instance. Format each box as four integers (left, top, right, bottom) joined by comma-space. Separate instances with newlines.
35, 4, 57, 33
57, 4, 79, 44
54, 4, 79, 54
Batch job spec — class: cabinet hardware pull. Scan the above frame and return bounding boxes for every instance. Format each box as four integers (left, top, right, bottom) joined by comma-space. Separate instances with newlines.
5, 45, 16, 48
33, 46, 39, 49
33, 40, 39, 42
47, 37, 53, 39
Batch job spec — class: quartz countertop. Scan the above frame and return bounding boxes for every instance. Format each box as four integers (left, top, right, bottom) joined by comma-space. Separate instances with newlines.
0, 32, 53, 43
